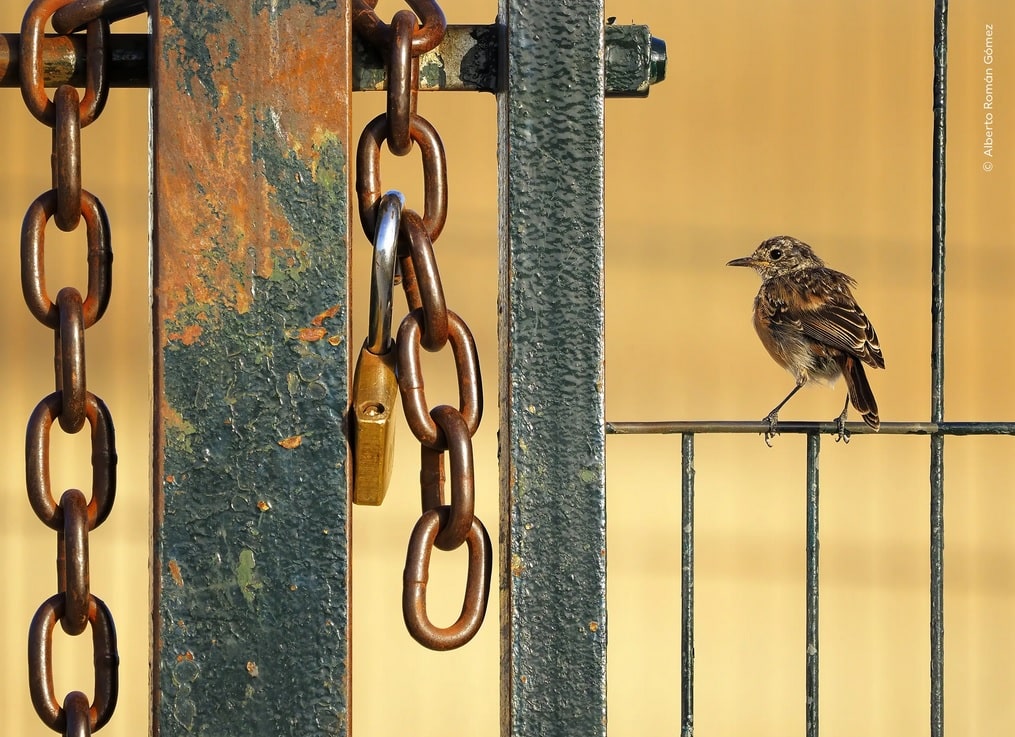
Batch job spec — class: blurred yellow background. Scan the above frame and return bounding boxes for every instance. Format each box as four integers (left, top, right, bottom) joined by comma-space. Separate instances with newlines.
2, 1, 1015, 735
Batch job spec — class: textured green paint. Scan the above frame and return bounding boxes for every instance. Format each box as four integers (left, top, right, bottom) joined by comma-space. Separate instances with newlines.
156, 199, 350, 733
253, 126, 349, 254
457, 25, 500, 91
498, 0, 608, 735
157, 1, 233, 103
152, 1, 351, 735
604, 24, 666, 97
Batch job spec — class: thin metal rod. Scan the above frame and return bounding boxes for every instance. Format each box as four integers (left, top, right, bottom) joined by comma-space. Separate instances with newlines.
805, 433, 820, 737
606, 420, 1015, 436
930, 3, 948, 736
680, 433, 695, 737
931, 1, 947, 426
930, 436, 945, 736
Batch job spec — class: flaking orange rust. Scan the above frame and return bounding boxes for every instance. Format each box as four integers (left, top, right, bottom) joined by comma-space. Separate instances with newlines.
298, 327, 328, 342
154, 5, 349, 343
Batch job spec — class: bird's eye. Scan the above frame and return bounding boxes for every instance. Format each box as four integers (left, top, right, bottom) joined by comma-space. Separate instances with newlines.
769, 248, 782, 260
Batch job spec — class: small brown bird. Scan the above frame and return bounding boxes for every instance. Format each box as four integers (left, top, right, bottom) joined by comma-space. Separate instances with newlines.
727, 235, 884, 440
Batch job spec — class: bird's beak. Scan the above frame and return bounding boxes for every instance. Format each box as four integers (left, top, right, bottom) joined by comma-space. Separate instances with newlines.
726, 256, 755, 268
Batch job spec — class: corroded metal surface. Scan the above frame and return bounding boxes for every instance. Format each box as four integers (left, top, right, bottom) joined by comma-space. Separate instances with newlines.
498, 0, 607, 734
0, 32, 148, 87
151, 1, 351, 735
352, 24, 500, 92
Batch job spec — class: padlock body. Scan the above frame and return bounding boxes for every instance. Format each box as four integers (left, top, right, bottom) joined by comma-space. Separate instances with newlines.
351, 342, 398, 505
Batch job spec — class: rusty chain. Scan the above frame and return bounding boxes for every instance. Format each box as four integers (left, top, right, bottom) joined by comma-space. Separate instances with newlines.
18, 0, 144, 732
353, 0, 492, 651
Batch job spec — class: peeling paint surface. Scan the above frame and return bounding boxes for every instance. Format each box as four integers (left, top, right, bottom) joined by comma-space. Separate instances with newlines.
152, 2, 351, 735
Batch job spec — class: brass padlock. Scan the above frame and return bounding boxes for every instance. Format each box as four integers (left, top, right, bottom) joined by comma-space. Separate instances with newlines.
351, 341, 398, 505
351, 191, 404, 505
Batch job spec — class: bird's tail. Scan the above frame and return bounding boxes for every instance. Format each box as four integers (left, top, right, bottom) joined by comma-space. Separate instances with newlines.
842, 355, 880, 430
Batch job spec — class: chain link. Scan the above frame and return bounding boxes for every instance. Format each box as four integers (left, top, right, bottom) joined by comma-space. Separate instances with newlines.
51, 0, 146, 33
53, 84, 82, 231
396, 210, 448, 350
353, 0, 491, 651
22, 189, 113, 328
352, 0, 446, 55
356, 111, 448, 243
396, 309, 482, 447
17, 0, 140, 731
28, 594, 118, 732
26, 391, 116, 531
385, 11, 418, 156
422, 406, 476, 551
403, 508, 492, 651
20, 0, 109, 126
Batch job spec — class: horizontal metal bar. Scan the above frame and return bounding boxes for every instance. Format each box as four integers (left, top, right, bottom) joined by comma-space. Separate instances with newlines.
606, 420, 1015, 436
0, 25, 667, 96
0, 32, 148, 88
352, 24, 502, 92
356, 24, 665, 96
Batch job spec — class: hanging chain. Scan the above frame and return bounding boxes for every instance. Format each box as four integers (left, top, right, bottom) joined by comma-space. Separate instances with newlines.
352, 0, 492, 651
18, 0, 144, 732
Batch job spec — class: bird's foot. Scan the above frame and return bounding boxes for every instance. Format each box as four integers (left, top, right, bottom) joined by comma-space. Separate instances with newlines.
834, 408, 851, 444
762, 411, 780, 447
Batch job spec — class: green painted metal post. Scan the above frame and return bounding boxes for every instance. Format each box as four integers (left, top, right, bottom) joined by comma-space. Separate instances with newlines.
498, 1, 608, 734
151, 2, 352, 735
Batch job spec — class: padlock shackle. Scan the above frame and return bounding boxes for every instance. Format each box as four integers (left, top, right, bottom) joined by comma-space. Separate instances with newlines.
367, 191, 404, 354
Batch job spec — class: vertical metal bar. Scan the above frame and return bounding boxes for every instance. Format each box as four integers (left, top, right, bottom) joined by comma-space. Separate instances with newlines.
931, 8, 948, 424
497, 0, 607, 734
805, 433, 820, 737
681, 433, 695, 737
930, 3, 948, 736
151, 2, 352, 735
930, 436, 945, 737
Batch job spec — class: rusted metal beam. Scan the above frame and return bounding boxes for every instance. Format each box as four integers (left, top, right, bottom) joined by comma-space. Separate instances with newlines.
151, 1, 352, 735
0, 32, 148, 87
1, 24, 666, 96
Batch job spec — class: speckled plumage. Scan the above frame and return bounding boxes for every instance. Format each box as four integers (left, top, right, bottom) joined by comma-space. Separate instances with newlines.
728, 235, 884, 431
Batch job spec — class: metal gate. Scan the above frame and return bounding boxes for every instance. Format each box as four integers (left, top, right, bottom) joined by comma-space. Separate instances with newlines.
3, 0, 1013, 735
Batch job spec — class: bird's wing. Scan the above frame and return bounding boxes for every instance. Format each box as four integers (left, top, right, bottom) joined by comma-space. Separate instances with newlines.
760, 272, 885, 369
798, 295, 885, 370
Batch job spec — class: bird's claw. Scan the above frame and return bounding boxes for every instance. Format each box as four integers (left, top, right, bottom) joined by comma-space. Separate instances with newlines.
762, 412, 780, 447
834, 411, 850, 443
